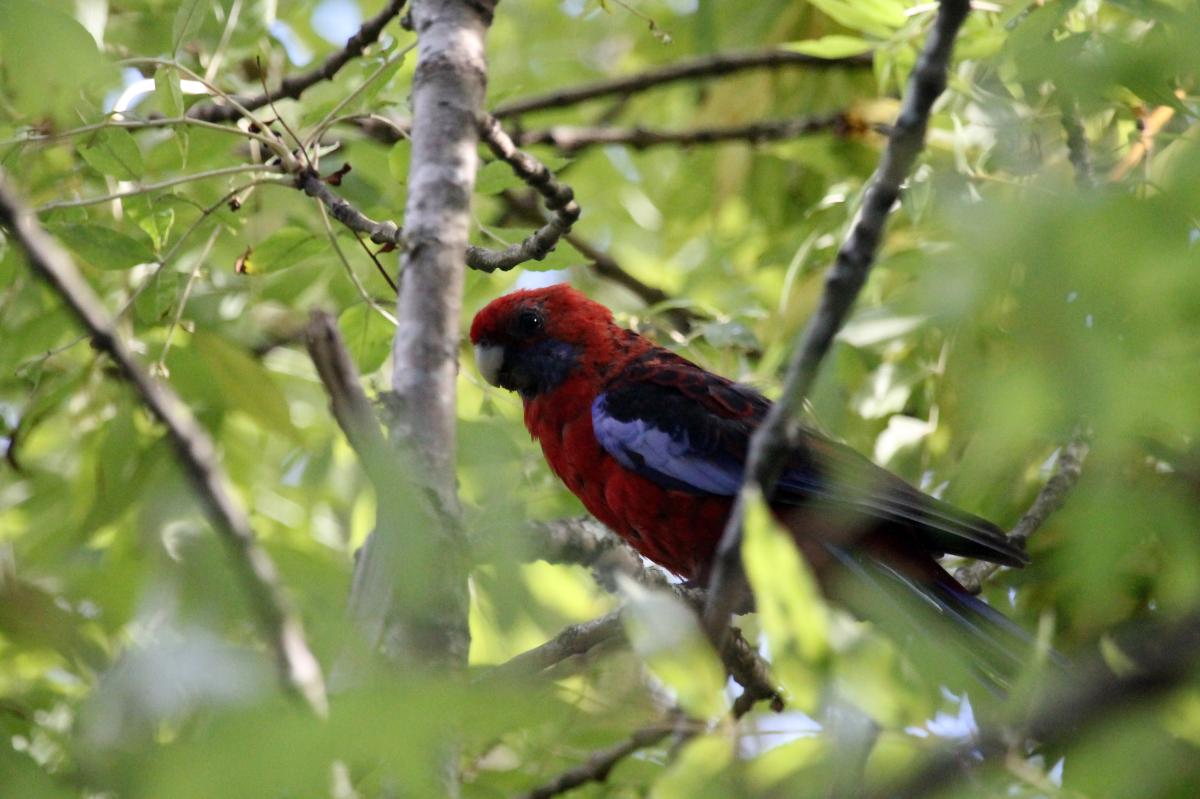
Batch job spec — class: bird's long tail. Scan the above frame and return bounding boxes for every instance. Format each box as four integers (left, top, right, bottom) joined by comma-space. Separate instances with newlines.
823, 543, 1064, 691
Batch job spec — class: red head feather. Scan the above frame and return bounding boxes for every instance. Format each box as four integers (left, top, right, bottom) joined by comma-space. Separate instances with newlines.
470, 284, 613, 348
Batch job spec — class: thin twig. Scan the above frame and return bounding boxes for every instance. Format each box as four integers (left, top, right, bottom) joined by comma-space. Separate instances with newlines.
124, 58, 296, 167
204, 0, 244, 82
486, 610, 625, 682
0, 173, 327, 715
155, 226, 220, 371
36, 164, 280, 212
2, 116, 287, 153
492, 49, 872, 119
466, 114, 581, 271
516, 722, 680, 799
313, 199, 398, 326
499, 189, 692, 330
955, 432, 1090, 594
514, 112, 856, 154
115, 178, 286, 320
352, 230, 399, 293
295, 169, 404, 247
188, 0, 409, 123
703, 0, 973, 645
305, 41, 418, 153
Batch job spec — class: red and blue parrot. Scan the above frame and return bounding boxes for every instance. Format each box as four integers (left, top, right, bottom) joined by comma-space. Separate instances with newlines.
471, 284, 1042, 683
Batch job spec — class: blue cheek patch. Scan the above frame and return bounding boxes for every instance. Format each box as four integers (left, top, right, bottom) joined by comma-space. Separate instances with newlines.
518, 339, 580, 397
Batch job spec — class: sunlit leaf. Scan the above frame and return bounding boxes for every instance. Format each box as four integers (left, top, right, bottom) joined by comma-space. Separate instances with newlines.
338, 303, 393, 373
193, 332, 300, 441
785, 35, 874, 59
49, 224, 156, 270
741, 488, 830, 710
0, 0, 113, 121
78, 128, 145, 181
618, 577, 726, 720
244, 227, 326, 273
475, 161, 525, 195
172, 0, 207, 53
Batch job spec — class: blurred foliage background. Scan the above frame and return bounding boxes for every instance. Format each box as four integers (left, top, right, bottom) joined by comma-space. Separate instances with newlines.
1, 0, 1199, 797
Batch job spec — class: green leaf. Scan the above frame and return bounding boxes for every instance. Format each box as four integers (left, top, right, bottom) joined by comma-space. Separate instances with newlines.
0, 0, 113, 122
78, 128, 145, 180
649, 736, 735, 799
741, 488, 830, 710
785, 35, 874, 59
133, 266, 180, 326
156, 67, 185, 117
807, 0, 906, 38
126, 195, 176, 252
50, 224, 155, 270
244, 227, 326, 273
192, 332, 299, 441
172, 0, 207, 53
338, 303, 394, 373
697, 320, 759, 351
155, 67, 189, 161
618, 576, 727, 719
388, 140, 412, 184
836, 310, 927, 348
475, 161, 524, 195
361, 57, 405, 106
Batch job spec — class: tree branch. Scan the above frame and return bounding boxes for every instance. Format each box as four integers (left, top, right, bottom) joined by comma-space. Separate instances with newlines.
955, 432, 1090, 594
485, 610, 625, 682
526, 516, 626, 568
0, 173, 327, 715
516, 721, 681, 799
703, 0, 973, 644
485, 555, 783, 713
513, 112, 856, 154
296, 169, 405, 247
492, 49, 872, 119
345, 0, 495, 676
465, 114, 581, 271
498, 189, 692, 330
303, 310, 393, 476
508, 621, 784, 799
188, 0, 409, 123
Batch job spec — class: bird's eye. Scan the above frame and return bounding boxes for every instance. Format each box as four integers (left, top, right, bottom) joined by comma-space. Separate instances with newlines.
515, 308, 544, 337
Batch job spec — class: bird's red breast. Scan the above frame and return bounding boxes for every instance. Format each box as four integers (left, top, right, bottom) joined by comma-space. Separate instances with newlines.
469, 284, 727, 578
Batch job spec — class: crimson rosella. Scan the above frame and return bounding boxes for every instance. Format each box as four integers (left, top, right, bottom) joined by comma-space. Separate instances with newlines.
471, 284, 1042, 683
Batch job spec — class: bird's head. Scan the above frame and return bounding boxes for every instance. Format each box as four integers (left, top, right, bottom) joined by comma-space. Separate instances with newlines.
470, 284, 615, 398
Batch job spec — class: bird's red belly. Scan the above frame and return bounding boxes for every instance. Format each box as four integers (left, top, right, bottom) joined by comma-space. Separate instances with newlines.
532, 416, 728, 580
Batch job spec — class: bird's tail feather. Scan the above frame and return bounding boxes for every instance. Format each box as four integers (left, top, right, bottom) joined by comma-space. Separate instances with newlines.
822, 543, 1062, 691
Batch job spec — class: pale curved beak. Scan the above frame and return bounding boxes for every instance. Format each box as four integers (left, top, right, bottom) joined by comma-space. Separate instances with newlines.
473, 343, 504, 387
